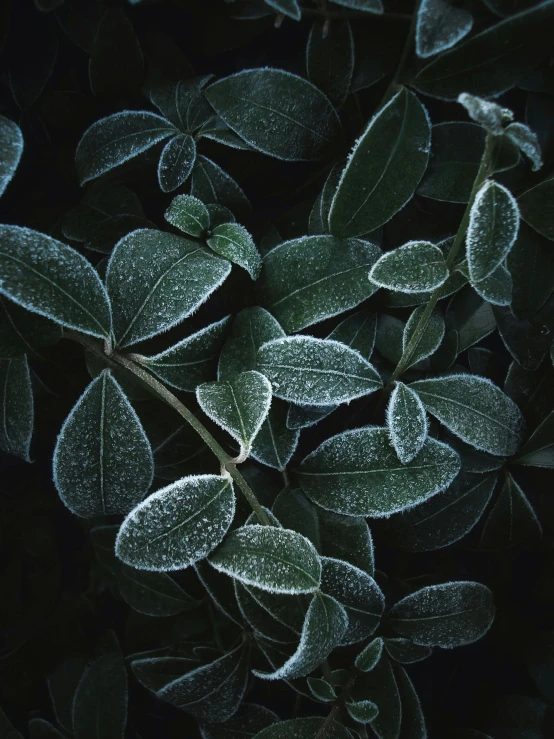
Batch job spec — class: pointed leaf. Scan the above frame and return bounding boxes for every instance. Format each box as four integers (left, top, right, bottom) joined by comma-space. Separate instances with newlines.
73, 649, 127, 739
106, 229, 231, 347
318, 508, 375, 575
165, 194, 210, 238
369, 241, 449, 293
505, 122, 543, 171
509, 223, 554, 320
518, 177, 554, 240
286, 403, 337, 430
190, 156, 251, 218
306, 19, 354, 107
307, 676, 336, 702
298, 426, 461, 517
207, 223, 261, 279
403, 306, 445, 368
346, 699, 379, 724
157, 134, 196, 193
517, 409, 554, 467
328, 309, 377, 359
199, 703, 279, 739
219, 307, 285, 380
0, 356, 33, 462
118, 566, 199, 616
384, 638, 432, 664
387, 382, 429, 464
0, 115, 23, 197
241, 582, 305, 634
480, 472, 542, 548
416, 0, 473, 59
251, 398, 300, 471
355, 636, 384, 672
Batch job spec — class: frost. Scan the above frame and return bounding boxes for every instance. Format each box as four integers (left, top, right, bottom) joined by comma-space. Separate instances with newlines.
0, 115, 23, 197
346, 699, 379, 724
369, 241, 449, 293
191, 155, 251, 216
0, 355, 33, 462
165, 194, 210, 238
472, 262, 512, 306
298, 426, 461, 518
458, 93, 513, 135
207, 223, 262, 279
416, 0, 473, 59
355, 636, 384, 672
218, 306, 285, 380
106, 229, 231, 348
307, 676, 336, 702
251, 399, 300, 471
387, 382, 429, 464
265, 0, 301, 21
53, 372, 154, 518
384, 638, 432, 664
467, 180, 520, 282
157, 133, 196, 193
504, 122, 543, 171
208, 525, 322, 594
318, 508, 375, 575
115, 474, 235, 571
402, 306, 445, 368
329, 1, 383, 15
257, 335, 382, 406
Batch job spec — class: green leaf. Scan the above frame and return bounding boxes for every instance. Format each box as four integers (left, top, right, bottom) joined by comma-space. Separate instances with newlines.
480, 472, 542, 548
240, 582, 305, 635
175, 76, 214, 133
467, 180, 520, 282
518, 177, 554, 240
352, 653, 401, 739
260, 236, 381, 333
76, 111, 177, 185
207, 204, 236, 229
471, 263, 512, 307
0, 296, 61, 358
190, 156, 251, 218
286, 403, 336, 430
265, 0, 301, 20
157, 133, 196, 193
413, 0, 554, 100
0, 356, 33, 462
393, 662, 427, 739
329, 88, 431, 238
251, 399, 300, 471
29, 718, 65, 738
208, 525, 322, 594
253, 717, 351, 739
410, 374, 525, 456
355, 636, 384, 672
329, 308, 378, 359
252, 592, 348, 680
0, 115, 23, 197
403, 306, 445, 367
272, 486, 321, 549
416, 0, 473, 59
369, 241, 449, 293
509, 223, 554, 320
446, 286, 496, 353
330, 0, 384, 13
207, 223, 261, 279
494, 304, 551, 371
140, 317, 230, 392
386, 472, 497, 552
106, 229, 231, 347
387, 382, 428, 464
219, 307, 285, 379
457, 93, 514, 136
53, 371, 154, 518
199, 704, 279, 739
235, 581, 300, 643
257, 336, 382, 405
389, 581, 495, 648
165, 194, 210, 238
384, 638, 432, 664
195, 560, 243, 625
0, 225, 112, 339
73, 648, 127, 739
307, 677, 336, 702
375, 313, 404, 364
318, 508, 374, 575
346, 699, 379, 724
89, 8, 143, 98
306, 19, 354, 107
504, 122, 543, 171
115, 474, 235, 570
197, 371, 272, 456
205, 68, 340, 161
118, 565, 199, 616
517, 409, 554, 467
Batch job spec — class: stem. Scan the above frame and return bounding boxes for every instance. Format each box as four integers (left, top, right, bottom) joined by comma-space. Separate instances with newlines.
314, 670, 358, 739
64, 331, 271, 526
377, 0, 421, 110
389, 132, 498, 383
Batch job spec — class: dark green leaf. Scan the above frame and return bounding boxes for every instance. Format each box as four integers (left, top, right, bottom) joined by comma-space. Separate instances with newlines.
306, 20, 354, 107
251, 398, 300, 471
48, 658, 87, 735
157, 134, 196, 193
0, 297, 61, 358
265, 0, 301, 19
318, 508, 374, 575
509, 223, 554, 319
272, 487, 320, 549
29, 718, 65, 738
352, 653, 401, 739
517, 408, 554, 467
307, 676, 336, 702
253, 717, 351, 739
219, 307, 285, 379
190, 156, 251, 218
0, 355, 33, 462
494, 304, 551, 370
73, 648, 127, 739
384, 638, 433, 664
393, 662, 427, 739
0, 115, 23, 197
199, 703, 279, 739
347, 699, 379, 724
194, 560, 243, 625
518, 177, 554, 240
240, 582, 305, 635
403, 306, 445, 367
9, 15, 58, 110
89, 9, 144, 98
355, 636, 384, 672
369, 241, 449, 293
387, 382, 429, 464
480, 472, 542, 548
416, 0, 473, 59
286, 403, 337, 430
375, 313, 404, 364
446, 286, 496, 353
235, 581, 299, 643
471, 263, 513, 307
165, 194, 210, 238
207, 223, 261, 279
118, 565, 199, 616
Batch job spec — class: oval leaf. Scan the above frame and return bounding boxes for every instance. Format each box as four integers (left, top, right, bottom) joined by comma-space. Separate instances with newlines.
165, 194, 210, 238
416, 0, 473, 59
387, 382, 428, 464
369, 241, 449, 293
157, 133, 196, 193
0, 115, 23, 197
0, 355, 33, 462
403, 306, 446, 368
355, 636, 384, 672
219, 306, 285, 379
207, 223, 261, 279
480, 472, 542, 548
306, 19, 354, 107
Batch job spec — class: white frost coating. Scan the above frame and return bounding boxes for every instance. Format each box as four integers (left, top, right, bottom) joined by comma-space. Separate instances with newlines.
416, 0, 473, 59
207, 223, 262, 279
505, 122, 543, 172
208, 525, 322, 594
402, 306, 445, 367
387, 383, 429, 464
157, 133, 196, 194
355, 636, 384, 672
218, 306, 285, 380
251, 400, 300, 471
369, 241, 449, 293
164, 194, 210, 238
458, 93, 513, 135
466, 180, 519, 282
472, 262, 512, 307
329, 0, 384, 15
252, 592, 348, 680
0, 115, 23, 197
115, 474, 235, 571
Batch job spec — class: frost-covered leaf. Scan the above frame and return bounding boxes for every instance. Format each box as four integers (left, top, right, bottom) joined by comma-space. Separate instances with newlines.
307, 676, 336, 702
241, 582, 305, 635
157, 134, 196, 193
351, 653, 401, 739
106, 229, 231, 347
393, 662, 427, 739
165, 194, 210, 238
329, 309, 378, 360
265, 0, 301, 20
207, 223, 261, 279
518, 177, 554, 241
205, 69, 340, 161
251, 399, 300, 471
329, 88, 431, 238
331, 0, 383, 11
89, 8, 144, 98
516, 409, 554, 467
252, 592, 347, 680
259, 235, 381, 333
219, 307, 285, 379
387, 382, 428, 464
118, 565, 199, 616
446, 286, 496, 353
197, 116, 257, 151
467, 180, 520, 282
272, 487, 320, 548
0, 297, 61, 359
346, 699, 379, 724
0, 115, 23, 197
253, 717, 351, 739
317, 508, 374, 575
471, 263, 512, 307
410, 374, 525, 456
0, 225, 112, 339
208, 525, 321, 594
384, 638, 433, 664
141, 317, 230, 392
480, 472, 542, 548
115, 474, 235, 571
375, 313, 404, 364
298, 426, 460, 517
416, 0, 473, 59
286, 403, 336, 430
235, 581, 299, 643
389, 581, 495, 648
195, 560, 243, 625
190, 156, 251, 218
76, 111, 177, 185
355, 636, 384, 672
197, 371, 272, 456
504, 122, 543, 171
403, 306, 446, 367
306, 19, 354, 107
369, 241, 449, 293
0, 356, 33, 462
458, 93, 513, 136
386, 472, 497, 552
321, 557, 384, 644
53, 371, 153, 518
257, 336, 382, 406
73, 648, 127, 739
199, 703, 279, 739
207, 204, 236, 229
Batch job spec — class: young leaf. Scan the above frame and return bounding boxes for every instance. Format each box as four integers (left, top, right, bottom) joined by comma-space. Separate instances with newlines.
259, 235, 381, 332
251, 399, 300, 471
355, 636, 384, 672
106, 229, 231, 347
346, 699, 379, 724
402, 306, 446, 367
207, 223, 261, 279
307, 677, 336, 702
384, 638, 432, 664
0, 356, 33, 462
369, 241, 449, 293
0, 115, 23, 197
199, 703, 279, 739
53, 371, 154, 518
252, 592, 348, 680
257, 336, 382, 406
253, 717, 351, 739
265, 0, 301, 20
467, 180, 520, 282
352, 653, 401, 739
205, 69, 340, 161
389, 581, 495, 648
458, 93, 513, 136
157, 133, 196, 193
118, 565, 199, 617
504, 122, 543, 171
329, 88, 431, 238
480, 472, 542, 548
471, 263, 513, 307
76, 111, 177, 185
416, 0, 473, 59
517, 177, 554, 241
0, 225, 112, 339
387, 382, 429, 464
165, 194, 210, 238
410, 374, 525, 456
73, 649, 127, 739
516, 408, 554, 467
306, 19, 354, 107
196, 371, 272, 456
218, 307, 285, 379
208, 525, 322, 594
298, 426, 461, 517
190, 156, 251, 218
318, 508, 375, 575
